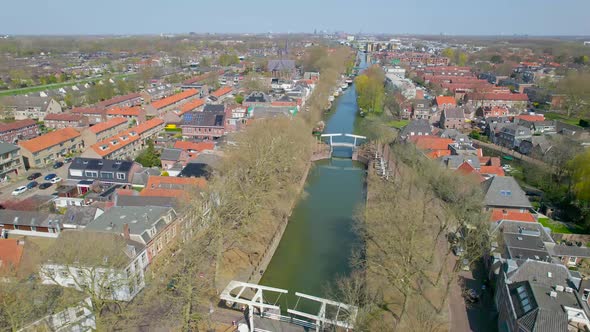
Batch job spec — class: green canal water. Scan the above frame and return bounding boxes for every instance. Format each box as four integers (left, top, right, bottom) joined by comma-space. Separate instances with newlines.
259, 54, 368, 313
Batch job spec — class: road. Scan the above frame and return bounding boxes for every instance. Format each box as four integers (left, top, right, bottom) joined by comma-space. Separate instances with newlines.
0, 162, 69, 201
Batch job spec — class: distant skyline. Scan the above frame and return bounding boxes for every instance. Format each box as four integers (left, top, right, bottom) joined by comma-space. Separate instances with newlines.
1, 0, 590, 36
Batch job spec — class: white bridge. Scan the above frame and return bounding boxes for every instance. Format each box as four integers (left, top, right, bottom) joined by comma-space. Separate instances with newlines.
321, 133, 366, 149
220, 280, 357, 332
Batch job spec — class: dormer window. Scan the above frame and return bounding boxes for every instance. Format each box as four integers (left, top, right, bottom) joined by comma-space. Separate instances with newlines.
99, 145, 108, 151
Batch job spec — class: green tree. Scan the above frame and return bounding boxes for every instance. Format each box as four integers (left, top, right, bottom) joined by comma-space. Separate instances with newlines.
457, 52, 468, 66
234, 94, 244, 104
135, 140, 161, 167
558, 71, 590, 118
490, 55, 504, 64
441, 48, 455, 63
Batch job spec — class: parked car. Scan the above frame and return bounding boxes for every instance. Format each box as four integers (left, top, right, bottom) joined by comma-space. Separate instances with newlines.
452, 245, 464, 257
12, 186, 27, 196
27, 172, 42, 180
64, 157, 73, 163
44, 173, 57, 181
50, 177, 62, 184
53, 161, 64, 169
39, 182, 52, 190
26, 181, 38, 189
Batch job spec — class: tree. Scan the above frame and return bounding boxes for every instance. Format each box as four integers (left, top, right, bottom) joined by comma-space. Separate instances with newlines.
241, 73, 270, 93
457, 52, 468, 66
441, 48, 455, 63
490, 55, 504, 64
355, 65, 385, 113
558, 71, 590, 118
234, 94, 244, 105
218, 53, 240, 67
135, 140, 160, 167
574, 55, 589, 65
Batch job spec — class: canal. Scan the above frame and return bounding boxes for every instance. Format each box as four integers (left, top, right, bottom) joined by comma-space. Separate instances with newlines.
259, 54, 367, 313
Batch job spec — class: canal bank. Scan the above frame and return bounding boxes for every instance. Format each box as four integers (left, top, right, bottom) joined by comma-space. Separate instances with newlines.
258, 53, 368, 313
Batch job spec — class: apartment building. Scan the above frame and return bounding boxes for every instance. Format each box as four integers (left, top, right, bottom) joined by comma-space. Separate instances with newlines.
19, 128, 82, 168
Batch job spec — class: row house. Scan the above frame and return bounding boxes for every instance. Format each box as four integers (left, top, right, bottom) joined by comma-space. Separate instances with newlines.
0, 210, 63, 238
67, 158, 142, 194
176, 98, 206, 117
2, 95, 62, 120
106, 106, 146, 125
144, 89, 199, 117
209, 86, 233, 103
435, 96, 457, 110
412, 99, 431, 120
0, 119, 39, 143
494, 124, 532, 149
19, 128, 82, 168
71, 107, 106, 125
0, 143, 25, 178
81, 117, 128, 146
44, 113, 89, 130
465, 93, 529, 111
96, 93, 143, 109
81, 118, 164, 160
181, 111, 225, 140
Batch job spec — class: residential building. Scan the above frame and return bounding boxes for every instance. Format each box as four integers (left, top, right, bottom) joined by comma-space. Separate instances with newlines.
0, 119, 39, 143
145, 89, 199, 117
181, 111, 225, 140
81, 118, 164, 160
209, 86, 233, 102
243, 91, 271, 107
19, 128, 82, 168
399, 119, 432, 141
435, 96, 456, 110
0, 142, 25, 178
439, 108, 466, 130
141, 176, 206, 198
173, 141, 215, 159
96, 93, 142, 109
67, 158, 142, 192
106, 106, 146, 125
0, 210, 63, 238
44, 113, 89, 130
71, 107, 106, 125
412, 99, 431, 120
495, 260, 590, 332
478, 106, 510, 118
2, 95, 62, 120
481, 176, 533, 212
466, 93, 529, 110
81, 117, 128, 146
177, 98, 206, 116
267, 60, 296, 77
495, 124, 532, 149
19, 298, 96, 332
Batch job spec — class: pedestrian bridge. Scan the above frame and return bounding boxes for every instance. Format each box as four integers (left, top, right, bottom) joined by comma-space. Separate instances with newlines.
321, 133, 366, 149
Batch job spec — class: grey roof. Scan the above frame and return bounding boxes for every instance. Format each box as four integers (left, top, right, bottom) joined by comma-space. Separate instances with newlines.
507, 260, 571, 287
131, 167, 160, 186
443, 108, 465, 119
84, 206, 175, 245
115, 195, 178, 208
267, 60, 296, 72
548, 244, 590, 258
203, 104, 225, 113
2, 95, 55, 111
62, 206, 100, 227
68, 158, 137, 184
0, 210, 63, 228
188, 152, 221, 168
182, 111, 225, 127
439, 155, 481, 169
400, 119, 432, 138
244, 92, 270, 103
161, 148, 182, 161
413, 99, 430, 111
481, 176, 532, 209
500, 124, 532, 137
0, 142, 19, 155
249, 105, 296, 119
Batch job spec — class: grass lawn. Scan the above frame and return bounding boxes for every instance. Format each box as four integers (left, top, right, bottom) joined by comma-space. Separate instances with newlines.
538, 217, 574, 234
387, 119, 410, 129
544, 112, 583, 127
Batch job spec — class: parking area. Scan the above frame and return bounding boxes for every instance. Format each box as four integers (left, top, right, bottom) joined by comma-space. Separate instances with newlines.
0, 161, 70, 201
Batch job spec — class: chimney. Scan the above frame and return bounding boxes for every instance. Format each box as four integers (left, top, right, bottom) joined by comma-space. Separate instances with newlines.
503, 209, 508, 216
123, 223, 130, 240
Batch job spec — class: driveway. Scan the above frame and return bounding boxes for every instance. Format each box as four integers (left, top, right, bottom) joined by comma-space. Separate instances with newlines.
449, 259, 498, 332
0, 162, 70, 201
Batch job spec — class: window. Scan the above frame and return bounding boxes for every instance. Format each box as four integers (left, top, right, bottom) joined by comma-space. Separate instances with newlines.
500, 190, 512, 197
100, 171, 114, 179
569, 256, 578, 265
583, 289, 590, 301
60, 270, 69, 278
116, 173, 126, 180
85, 170, 98, 178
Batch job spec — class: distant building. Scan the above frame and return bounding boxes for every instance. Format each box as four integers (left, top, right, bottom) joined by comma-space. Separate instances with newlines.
44, 113, 89, 130
0, 119, 39, 143
2, 95, 62, 120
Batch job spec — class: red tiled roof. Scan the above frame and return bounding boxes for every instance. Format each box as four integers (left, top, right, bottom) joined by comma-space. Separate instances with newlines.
107, 106, 142, 117
151, 89, 199, 110
90, 118, 163, 157
410, 136, 453, 151
19, 128, 80, 153
71, 107, 104, 115
173, 141, 215, 152
480, 166, 505, 177
516, 114, 545, 122
435, 96, 456, 106
0, 239, 24, 271
179, 98, 206, 115
141, 176, 206, 198
490, 209, 536, 223
211, 86, 233, 98
0, 119, 37, 133
88, 117, 127, 134
44, 113, 84, 122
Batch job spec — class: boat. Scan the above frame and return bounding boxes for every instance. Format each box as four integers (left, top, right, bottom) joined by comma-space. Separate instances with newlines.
345, 79, 353, 85
341, 83, 348, 90
333, 91, 340, 97
328, 96, 335, 102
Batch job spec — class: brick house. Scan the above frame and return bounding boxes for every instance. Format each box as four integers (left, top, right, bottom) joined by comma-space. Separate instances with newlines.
435, 96, 457, 111
439, 108, 466, 130
0, 210, 64, 238
0, 119, 39, 143
0, 142, 25, 178
466, 93, 529, 110
180, 111, 225, 140
106, 106, 146, 125
96, 93, 143, 109
81, 117, 128, 146
71, 107, 106, 125
144, 89, 199, 117
19, 128, 83, 168
44, 113, 89, 130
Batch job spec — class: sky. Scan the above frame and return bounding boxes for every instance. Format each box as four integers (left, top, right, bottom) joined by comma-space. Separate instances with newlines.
1, 0, 589, 36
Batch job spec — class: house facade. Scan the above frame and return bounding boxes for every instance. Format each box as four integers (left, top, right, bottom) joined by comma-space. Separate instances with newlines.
0, 142, 25, 178
4, 95, 62, 120
44, 113, 89, 130
81, 117, 128, 146
180, 111, 225, 140
0, 119, 39, 143
19, 128, 83, 168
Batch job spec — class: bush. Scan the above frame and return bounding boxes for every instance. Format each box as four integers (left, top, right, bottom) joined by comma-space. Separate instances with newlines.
161, 171, 169, 176
579, 119, 589, 128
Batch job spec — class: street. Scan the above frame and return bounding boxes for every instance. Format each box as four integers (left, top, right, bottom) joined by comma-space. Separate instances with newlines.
0, 162, 70, 201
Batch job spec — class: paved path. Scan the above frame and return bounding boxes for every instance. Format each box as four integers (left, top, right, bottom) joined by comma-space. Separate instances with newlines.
0, 162, 69, 201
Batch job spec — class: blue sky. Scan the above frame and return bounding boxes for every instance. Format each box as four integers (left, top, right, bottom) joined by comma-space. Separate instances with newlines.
1, 0, 589, 35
